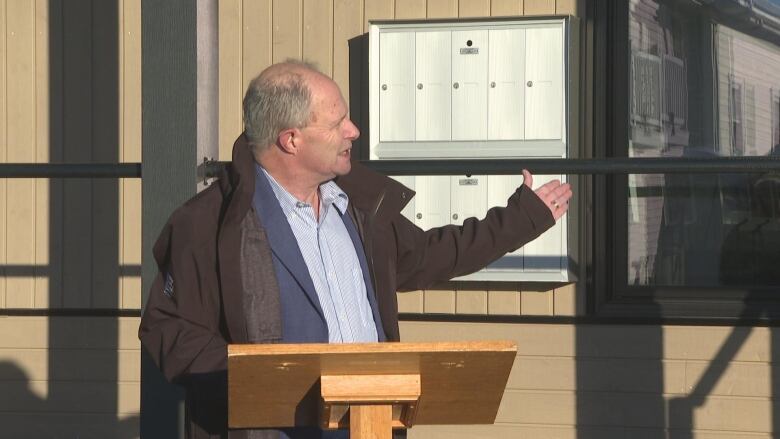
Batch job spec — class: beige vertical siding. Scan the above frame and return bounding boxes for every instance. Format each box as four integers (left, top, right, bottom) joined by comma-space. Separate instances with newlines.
273, 0, 303, 62
0, 0, 5, 309
426, 0, 458, 17
0, 0, 142, 437
401, 321, 780, 438
395, 0, 426, 19
491, 0, 524, 16
333, 0, 363, 96
0, 0, 142, 311
120, 0, 142, 309
303, 0, 335, 75
0, 316, 140, 438
525, 0, 555, 14
5, 0, 36, 309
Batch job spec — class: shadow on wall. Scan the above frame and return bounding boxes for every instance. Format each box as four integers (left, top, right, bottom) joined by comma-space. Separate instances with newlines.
36, 0, 135, 437
0, 361, 139, 438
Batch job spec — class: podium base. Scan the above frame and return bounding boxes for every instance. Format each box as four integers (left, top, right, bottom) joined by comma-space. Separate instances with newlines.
351, 405, 392, 439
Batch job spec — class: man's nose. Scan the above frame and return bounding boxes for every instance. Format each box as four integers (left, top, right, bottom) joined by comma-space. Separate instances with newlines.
345, 119, 360, 140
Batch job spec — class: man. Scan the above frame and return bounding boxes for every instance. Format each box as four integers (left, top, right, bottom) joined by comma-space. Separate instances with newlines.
139, 61, 571, 439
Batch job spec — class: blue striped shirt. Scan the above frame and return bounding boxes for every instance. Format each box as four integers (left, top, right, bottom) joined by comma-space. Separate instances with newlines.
260, 166, 378, 343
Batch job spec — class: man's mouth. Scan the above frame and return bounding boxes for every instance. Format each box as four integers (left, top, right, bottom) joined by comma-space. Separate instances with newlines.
340, 148, 351, 157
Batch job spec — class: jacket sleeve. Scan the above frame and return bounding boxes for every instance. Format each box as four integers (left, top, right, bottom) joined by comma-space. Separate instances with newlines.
138, 220, 228, 384
393, 184, 556, 290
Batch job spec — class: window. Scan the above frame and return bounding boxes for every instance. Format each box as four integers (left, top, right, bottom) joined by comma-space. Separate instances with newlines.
595, 0, 780, 319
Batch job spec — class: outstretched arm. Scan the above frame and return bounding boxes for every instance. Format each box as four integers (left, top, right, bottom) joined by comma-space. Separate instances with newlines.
394, 169, 571, 290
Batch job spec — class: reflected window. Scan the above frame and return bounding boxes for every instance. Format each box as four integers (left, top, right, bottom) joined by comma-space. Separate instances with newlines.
625, 0, 780, 288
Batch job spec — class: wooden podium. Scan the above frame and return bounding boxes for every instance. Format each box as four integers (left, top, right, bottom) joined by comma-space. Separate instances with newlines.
228, 341, 517, 438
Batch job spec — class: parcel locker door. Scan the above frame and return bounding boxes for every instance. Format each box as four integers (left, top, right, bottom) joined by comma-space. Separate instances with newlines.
450, 175, 488, 226
485, 175, 525, 268
522, 174, 565, 271
379, 31, 415, 141
525, 26, 563, 140
488, 28, 525, 140
451, 30, 488, 141
412, 176, 450, 230
415, 31, 452, 141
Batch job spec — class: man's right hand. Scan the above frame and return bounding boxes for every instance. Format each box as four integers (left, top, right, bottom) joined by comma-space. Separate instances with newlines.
522, 169, 572, 221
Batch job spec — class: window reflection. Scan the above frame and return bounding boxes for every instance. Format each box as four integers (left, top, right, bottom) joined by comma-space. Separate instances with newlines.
627, 0, 780, 287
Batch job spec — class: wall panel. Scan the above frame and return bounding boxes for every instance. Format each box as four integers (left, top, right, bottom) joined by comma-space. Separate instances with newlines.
423, 289, 456, 313
242, 0, 272, 92
488, 289, 521, 314
397, 289, 424, 313
524, 0, 555, 14
395, 0, 426, 19
0, 0, 7, 308
303, 0, 334, 75
34, 0, 51, 308
455, 289, 489, 314
401, 321, 780, 437
5, 0, 36, 309
61, 0, 94, 309
426, 0, 457, 18
364, 0, 394, 32
120, 0, 142, 309
556, 0, 577, 15
459, 0, 489, 17
333, 0, 363, 99
219, 0, 244, 160
91, 0, 121, 309
0, 316, 140, 436
272, 0, 303, 62
491, 0, 523, 16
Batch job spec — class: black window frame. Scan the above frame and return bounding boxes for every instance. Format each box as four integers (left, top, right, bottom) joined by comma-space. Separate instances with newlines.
590, 0, 780, 323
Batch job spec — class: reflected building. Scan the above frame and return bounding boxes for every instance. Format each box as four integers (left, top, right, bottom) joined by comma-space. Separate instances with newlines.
626, 0, 780, 287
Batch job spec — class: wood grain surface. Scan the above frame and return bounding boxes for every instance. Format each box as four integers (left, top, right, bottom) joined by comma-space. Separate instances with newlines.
228, 341, 517, 429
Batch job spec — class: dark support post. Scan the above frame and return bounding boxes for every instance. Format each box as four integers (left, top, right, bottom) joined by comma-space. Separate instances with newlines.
141, 0, 219, 437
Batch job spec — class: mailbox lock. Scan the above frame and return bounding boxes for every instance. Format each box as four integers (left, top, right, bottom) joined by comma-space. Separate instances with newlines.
452, 214, 459, 220
381, 84, 387, 91
417, 83, 423, 90
416, 213, 423, 219
453, 82, 459, 89
490, 81, 496, 88
527, 81, 533, 87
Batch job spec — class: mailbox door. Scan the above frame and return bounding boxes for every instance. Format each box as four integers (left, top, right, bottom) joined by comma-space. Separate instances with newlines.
416, 31, 452, 141
412, 176, 451, 230
379, 31, 416, 141
525, 25, 563, 140
450, 175, 488, 226
488, 28, 526, 141
452, 30, 488, 141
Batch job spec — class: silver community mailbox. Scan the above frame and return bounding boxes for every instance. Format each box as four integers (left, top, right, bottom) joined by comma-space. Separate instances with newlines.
368, 16, 579, 282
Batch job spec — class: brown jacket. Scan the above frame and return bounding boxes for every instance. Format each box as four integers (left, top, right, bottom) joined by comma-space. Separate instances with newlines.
139, 134, 555, 438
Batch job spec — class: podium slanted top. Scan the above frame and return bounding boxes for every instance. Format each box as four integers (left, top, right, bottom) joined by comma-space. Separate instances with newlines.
228, 340, 517, 429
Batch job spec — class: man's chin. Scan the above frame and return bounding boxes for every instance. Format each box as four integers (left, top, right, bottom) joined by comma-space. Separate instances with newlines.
336, 161, 352, 176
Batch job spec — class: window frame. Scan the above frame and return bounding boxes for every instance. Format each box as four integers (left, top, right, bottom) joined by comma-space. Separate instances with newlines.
591, 0, 780, 322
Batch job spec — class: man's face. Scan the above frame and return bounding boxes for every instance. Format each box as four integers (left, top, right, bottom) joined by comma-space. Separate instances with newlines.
296, 77, 360, 182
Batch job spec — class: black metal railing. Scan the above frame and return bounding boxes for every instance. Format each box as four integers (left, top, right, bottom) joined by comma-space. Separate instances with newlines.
0, 157, 778, 179
205, 156, 780, 179
0, 163, 142, 178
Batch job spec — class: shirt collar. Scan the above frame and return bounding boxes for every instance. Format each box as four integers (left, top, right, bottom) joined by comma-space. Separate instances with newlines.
258, 164, 349, 216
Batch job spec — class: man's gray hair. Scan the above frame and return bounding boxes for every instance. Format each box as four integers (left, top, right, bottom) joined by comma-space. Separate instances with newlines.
243, 60, 320, 152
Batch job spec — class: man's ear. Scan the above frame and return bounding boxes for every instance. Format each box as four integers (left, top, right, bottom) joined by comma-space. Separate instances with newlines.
277, 128, 299, 154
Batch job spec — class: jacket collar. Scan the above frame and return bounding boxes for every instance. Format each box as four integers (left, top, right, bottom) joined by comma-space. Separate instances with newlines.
222, 133, 415, 224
